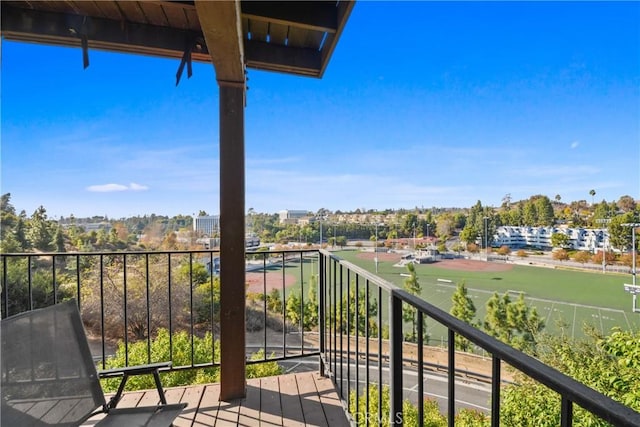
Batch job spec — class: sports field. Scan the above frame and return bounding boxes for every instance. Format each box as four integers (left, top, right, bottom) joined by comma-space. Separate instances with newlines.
333, 250, 640, 342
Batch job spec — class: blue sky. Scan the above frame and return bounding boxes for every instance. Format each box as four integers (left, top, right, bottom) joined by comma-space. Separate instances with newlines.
2, 1, 639, 219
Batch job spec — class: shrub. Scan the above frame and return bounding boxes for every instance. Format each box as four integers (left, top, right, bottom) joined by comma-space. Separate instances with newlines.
100, 328, 281, 392
348, 384, 488, 426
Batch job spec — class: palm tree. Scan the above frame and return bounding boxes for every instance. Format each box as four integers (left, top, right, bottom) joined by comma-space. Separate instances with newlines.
589, 189, 596, 206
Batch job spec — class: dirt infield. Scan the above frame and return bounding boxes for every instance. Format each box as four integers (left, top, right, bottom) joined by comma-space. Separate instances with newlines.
432, 258, 513, 272
246, 271, 297, 293
356, 252, 513, 272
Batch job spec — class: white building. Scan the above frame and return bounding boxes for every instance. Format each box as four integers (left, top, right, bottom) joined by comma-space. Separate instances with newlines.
493, 226, 610, 252
194, 215, 220, 236
278, 210, 309, 224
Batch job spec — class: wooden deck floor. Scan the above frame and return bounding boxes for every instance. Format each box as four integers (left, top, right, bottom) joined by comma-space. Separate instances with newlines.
90, 372, 350, 427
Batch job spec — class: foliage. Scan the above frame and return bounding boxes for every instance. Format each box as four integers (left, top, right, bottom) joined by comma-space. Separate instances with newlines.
501, 327, 640, 425
284, 274, 319, 331
550, 232, 570, 248
80, 254, 198, 340
483, 292, 544, 353
592, 250, 616, 266
497, 245, 511, 256
101, 328, 281, 392
348, 384, 488, 426
450, 281, 476, 351
266, 288, 283, 313
338, 283, 379, 338
609, 213, 640, 252
572, 251, 592, 264
194, 275, 221, 324
0, 256, 75, 316
552, 249, 569, 262
402, 263, 424, 343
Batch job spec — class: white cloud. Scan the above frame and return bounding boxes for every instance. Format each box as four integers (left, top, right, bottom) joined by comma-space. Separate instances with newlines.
87, 183, 149, 192
571, 141, 579, 149
128, 182, 149, 191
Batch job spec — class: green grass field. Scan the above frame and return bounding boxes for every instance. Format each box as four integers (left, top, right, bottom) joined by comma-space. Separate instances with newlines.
332, 250, 640, 341
250, 250, 639, 343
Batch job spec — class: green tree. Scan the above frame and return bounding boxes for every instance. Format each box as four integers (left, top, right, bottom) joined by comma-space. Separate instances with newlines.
523, 200, 537, 226
450, 281, 476, 351
550, 233, 570, 248
483, 292, 544, 353
27, 206, 55, 251
339, 284, 378, 338
533, 195, 555, 226
502, 327, 640, 425
617, 195, 637, 213
609, 213, 638, 251
53, 226, 66, 252
402, 263, 424, 342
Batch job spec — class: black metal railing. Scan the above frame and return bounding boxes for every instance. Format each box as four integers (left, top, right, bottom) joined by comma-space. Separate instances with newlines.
318, 249, 640, 426
4, 248, 640, 425
0, 249, 320, 372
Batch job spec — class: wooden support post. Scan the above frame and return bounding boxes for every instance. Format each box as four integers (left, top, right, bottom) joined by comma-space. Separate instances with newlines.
219, 82, 246, 400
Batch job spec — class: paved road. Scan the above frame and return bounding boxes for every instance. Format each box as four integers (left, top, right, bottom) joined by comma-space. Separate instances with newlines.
279, 357, 492, 414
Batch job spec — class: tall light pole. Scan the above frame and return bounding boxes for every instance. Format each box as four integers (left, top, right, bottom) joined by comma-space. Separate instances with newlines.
483, 216, 489, 261
413, 223, 416, 251
623, 223, 640, 287
375, 222, 379, 273
596, 218, 611, 274
333, 225, 336, 248
622, 223, 640, 312
426, 223, 430, 248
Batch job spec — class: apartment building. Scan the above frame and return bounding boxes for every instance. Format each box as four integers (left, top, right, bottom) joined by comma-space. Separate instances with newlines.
278, 210, 309, 224
493, 226, 609, 252
193, 215, 220, 237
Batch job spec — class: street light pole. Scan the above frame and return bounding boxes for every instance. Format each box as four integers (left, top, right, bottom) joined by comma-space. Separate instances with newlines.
623, 223, 640, 287
622, 223, 640, 312
375, 222, 379, 273
483, 216, 489, 261
413, 223, 416, 251
596, 218, 611, 274
426, 224, 430, 248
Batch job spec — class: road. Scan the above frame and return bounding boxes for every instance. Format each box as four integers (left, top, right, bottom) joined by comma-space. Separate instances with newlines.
279, 356, 492, 414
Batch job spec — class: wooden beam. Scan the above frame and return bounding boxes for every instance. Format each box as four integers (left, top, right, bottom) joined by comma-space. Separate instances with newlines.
1, 4, 211, 62
218, 83, 247, 401
245, 39, 321, 77
241, 1, 337, 33
194, 0, 246, 401
319, 0, 355, 77
195, 0, 244, 83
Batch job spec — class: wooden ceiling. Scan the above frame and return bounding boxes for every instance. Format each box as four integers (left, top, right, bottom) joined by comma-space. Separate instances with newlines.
1, 1, 354, 79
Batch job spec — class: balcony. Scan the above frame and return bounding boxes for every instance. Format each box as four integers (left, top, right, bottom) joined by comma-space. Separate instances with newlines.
2, 249, 640, 426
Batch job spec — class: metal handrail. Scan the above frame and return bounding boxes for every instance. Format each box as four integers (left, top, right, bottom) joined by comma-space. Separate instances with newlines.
4, 249, 640, 425
1, 249, 320, 373
318, 250, 640, 427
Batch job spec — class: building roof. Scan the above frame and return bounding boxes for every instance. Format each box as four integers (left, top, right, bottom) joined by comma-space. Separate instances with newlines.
1, 1, 354, 79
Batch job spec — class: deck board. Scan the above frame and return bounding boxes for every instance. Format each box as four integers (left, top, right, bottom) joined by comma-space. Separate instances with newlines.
260, 376, 283, 426
84, 372, 349, 426
295, 373, 329, 426
278, 374, 306, 426
192, 385, 220, 427
237, 380, 261, 426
